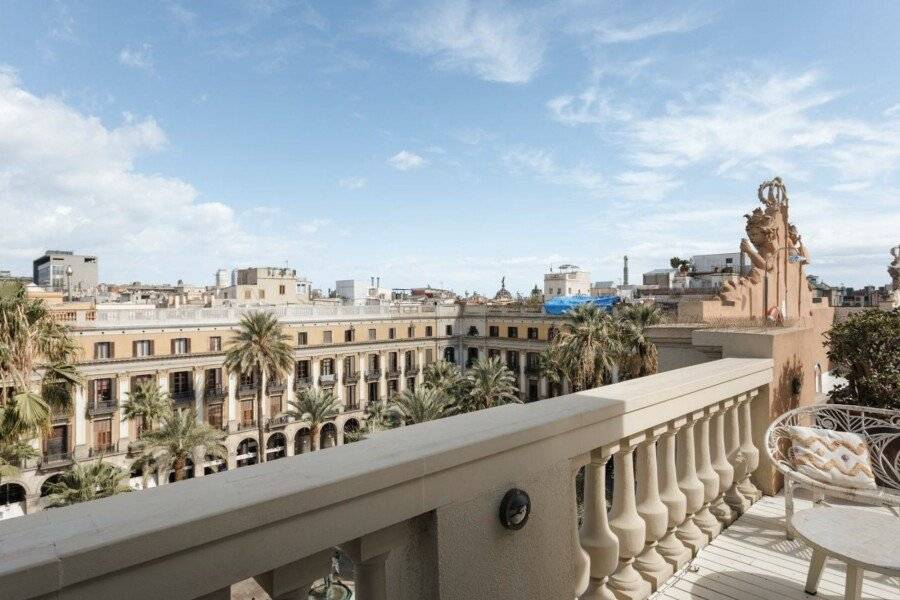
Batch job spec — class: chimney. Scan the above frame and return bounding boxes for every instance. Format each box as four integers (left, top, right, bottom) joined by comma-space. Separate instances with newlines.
371, 276, 375, 287
623, 255, 629, 286
376, 276, 380, 289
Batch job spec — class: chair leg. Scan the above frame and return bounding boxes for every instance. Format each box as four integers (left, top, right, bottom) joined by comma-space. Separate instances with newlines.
785, 478, 795, 540
845, 566, 863, 600
804, 549, 826, 594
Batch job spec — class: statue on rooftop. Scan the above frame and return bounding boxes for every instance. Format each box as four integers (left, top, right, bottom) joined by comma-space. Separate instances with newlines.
889, 245, 900, 308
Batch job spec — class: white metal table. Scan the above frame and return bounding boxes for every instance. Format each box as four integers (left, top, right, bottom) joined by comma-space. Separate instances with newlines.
792, 506, 900, 599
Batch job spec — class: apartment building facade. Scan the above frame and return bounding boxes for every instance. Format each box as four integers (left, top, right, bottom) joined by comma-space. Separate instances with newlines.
1, 304, 563, 517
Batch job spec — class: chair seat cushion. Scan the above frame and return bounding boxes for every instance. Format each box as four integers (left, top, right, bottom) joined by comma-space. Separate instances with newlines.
787, 425, 877, 490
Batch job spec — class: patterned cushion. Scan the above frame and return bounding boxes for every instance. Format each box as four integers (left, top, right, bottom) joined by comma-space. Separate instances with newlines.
787, 425, 877, 489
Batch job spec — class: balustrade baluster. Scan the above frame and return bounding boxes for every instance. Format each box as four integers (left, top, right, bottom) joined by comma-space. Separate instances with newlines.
737, 393, 762, 502
656, 426, 692, 569
579, 451, 618, 600
575, 463, 592, 599
633, 432, 674, 591
693, 409, 723, 540
709, 401, 736, 525
607, 440, 652, 600
725, 400, 751, 514
675, 416, 709, 554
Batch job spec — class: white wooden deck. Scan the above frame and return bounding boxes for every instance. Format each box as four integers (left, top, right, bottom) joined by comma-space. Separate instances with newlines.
652, 494, 900, 600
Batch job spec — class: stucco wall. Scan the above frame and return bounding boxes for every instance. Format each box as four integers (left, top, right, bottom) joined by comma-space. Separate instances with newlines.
433, 458, 577, 600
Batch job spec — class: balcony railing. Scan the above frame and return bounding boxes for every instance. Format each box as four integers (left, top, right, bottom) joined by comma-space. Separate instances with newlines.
525, 364, 541, 376
88, 444, 117, 457
237, 420, 258, 432
342, 371, 360, 385
170, 389, 194, 405
319, 373, 336, 387
266, 381, 286, 394
237, 383, 258, 397
266, 415, 292, 429
87, 398, 117, 415
386, 368, 401, 379
39, 451, 73, 468
3, 358, 773, 600
404, 365, 419, 377
364, 369, 381, 382
294, 376, 311, 390
204, 387, 226, 403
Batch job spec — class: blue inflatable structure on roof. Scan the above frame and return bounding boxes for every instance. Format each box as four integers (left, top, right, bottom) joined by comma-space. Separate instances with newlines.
543, 294, 620, 315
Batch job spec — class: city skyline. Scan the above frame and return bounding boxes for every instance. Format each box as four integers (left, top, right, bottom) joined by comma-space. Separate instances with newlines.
2, 2, 900, 294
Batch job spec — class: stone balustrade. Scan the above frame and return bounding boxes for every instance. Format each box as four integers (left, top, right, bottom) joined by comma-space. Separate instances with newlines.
0, 358, 771, 600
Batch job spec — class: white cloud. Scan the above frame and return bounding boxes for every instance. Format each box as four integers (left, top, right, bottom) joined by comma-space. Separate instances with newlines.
503, 147, 604, 191
118, 44, 155, 71
547, 85, 633, 125
390, 1, 544, 84
388, 150, 426, 171
339, 176, 367, 190
588, 13, 709, 44
0, 68, 323, 283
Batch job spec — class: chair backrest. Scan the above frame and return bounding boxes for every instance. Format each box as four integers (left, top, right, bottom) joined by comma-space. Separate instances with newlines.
766, 404, 900, 490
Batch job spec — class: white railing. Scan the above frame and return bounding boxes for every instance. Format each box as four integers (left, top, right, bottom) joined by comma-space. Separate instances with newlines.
0, 357, 772, 600
81, 303, 462, 328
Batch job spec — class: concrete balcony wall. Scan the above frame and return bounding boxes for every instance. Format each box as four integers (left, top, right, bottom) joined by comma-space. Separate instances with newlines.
0, 357, 772, 600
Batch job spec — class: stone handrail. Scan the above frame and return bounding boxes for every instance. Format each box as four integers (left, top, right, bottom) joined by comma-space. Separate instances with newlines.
0, 357, 772, 600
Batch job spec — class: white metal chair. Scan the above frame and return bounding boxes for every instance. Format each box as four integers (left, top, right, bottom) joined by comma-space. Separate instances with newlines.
765, 404, 900, 538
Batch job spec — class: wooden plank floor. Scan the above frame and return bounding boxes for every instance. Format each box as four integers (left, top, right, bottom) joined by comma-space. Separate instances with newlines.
652, 494, 900, 600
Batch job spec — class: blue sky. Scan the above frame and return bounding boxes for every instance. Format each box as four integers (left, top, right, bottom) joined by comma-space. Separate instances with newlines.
1, 1, 899, 295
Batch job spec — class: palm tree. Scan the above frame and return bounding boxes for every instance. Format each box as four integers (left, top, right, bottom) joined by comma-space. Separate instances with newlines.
617, 304, 663, 380
45, 460, 132, 507
0, 438, 37, 487
557, 303, 623, 390
388, 387, 455, 425
362, 396, 396, 432
286, 387, 341, 451
121, 380, 172, 435
538, 344, 568, 398
0, 283, 80, 440
134, 409, 226, 482
423, 360, 467, 404
462, 357, 521, 412
224, 311, 293, 463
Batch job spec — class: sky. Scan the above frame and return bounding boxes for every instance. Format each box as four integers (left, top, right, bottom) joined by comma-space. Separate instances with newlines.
1, 1, 899, 296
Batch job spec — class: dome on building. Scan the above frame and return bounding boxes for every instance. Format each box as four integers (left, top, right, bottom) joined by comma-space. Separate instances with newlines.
493, 277, 513, 301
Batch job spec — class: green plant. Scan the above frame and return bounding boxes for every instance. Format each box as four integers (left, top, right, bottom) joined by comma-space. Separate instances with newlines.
224, 311, 293, 463
460, 357, 520, 412
45, 460, 132, 507
133, 409, 226, 482
286, 387, 341, 451
121, 380, 172, 434
388, 387, 455, 425
825, 308, 900, 409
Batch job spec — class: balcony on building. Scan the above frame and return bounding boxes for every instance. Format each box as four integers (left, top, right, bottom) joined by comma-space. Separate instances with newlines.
364, 368, 381, 382
266, 380, 286, 395
86, 396, 116, 416
5, 357, 899, 600
237, 381, 259, 397
342, 371, 360, 385
170, 388, 194, 407
319, 373, 337, 387
204, 386, 226, 403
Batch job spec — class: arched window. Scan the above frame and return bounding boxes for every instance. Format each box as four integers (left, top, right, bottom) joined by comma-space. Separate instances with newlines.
236, 438, 259, 467
343, 419, 360, 443
320, 423, 338, 449
295, 428, 312, 454
266, 433, 286, 460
